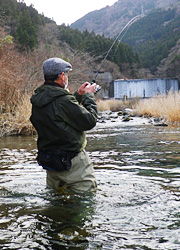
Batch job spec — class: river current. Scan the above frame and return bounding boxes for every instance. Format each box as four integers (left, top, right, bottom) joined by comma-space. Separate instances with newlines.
0, 120, 180, 250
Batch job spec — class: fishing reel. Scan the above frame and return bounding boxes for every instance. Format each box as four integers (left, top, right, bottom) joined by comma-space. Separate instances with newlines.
91, 79, 102, 94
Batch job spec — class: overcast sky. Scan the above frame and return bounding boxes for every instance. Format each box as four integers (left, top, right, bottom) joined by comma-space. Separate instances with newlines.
23, 0, 117, 25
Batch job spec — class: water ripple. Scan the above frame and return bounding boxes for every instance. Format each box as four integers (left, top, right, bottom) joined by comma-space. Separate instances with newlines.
0, 126, 180, 249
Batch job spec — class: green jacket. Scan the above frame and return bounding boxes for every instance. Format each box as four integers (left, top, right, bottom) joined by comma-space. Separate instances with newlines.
30, 82, 98, 152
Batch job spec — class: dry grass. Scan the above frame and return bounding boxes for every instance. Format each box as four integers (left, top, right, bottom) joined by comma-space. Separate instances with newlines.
134, 91, 180, 123
97, 98, 140, 112
0, 94, 34, 137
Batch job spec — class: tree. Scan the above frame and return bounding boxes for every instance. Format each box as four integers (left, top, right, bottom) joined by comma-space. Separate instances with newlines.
15, 9, 38, 50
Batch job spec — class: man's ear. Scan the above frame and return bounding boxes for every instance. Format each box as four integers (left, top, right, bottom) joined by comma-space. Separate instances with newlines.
60, 72, 65, 81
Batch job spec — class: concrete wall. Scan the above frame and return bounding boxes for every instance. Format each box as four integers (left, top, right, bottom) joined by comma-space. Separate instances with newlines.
113, 78, 179, 99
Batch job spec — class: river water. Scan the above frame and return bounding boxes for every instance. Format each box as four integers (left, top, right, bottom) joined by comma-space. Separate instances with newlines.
0, 120, 180, 250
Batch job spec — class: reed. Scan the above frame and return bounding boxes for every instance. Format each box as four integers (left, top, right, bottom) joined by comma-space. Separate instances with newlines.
134, 91, 180, 123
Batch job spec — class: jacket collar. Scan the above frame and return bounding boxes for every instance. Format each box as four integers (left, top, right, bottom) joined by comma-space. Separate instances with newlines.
44, 81, 63, 89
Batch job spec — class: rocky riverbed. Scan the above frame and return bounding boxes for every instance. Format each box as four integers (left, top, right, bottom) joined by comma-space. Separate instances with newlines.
96, 109, 168, 128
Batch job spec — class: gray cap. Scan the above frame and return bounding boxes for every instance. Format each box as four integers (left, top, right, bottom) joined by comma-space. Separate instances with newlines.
43, 57, 72, 76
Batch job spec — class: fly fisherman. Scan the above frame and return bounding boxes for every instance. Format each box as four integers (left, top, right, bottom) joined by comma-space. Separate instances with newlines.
30, 57, 98, 193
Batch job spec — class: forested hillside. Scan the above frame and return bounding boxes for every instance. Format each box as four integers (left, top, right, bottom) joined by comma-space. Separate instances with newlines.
58, 25, 140, 71
2, 0, 179, 81
71, 0, 180, 76
0, 0, 139, 73
0, 0, 54, 50
123, 8, 180, 72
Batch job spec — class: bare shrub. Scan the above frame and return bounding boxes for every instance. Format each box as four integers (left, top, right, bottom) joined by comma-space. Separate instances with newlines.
0, 94, 34, 137
0, 42, 25, 112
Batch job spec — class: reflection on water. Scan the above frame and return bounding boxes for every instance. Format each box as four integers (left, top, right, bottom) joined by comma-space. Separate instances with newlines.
1, 124, 180, 249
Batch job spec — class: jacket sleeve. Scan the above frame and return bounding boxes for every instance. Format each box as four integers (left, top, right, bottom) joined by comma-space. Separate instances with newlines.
56, 92, 98, 131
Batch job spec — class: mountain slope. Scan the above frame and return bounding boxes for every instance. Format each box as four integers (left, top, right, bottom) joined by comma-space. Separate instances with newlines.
71, 0, 178, 37
156, 38, 180, 78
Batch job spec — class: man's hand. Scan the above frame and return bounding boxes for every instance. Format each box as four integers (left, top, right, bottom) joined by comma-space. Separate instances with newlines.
77, 82, 96, 95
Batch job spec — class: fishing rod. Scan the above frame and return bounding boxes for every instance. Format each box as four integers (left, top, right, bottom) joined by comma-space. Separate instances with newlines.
92, 14, 142, 94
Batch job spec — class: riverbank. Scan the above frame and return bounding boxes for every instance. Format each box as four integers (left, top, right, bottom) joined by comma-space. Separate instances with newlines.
0, 91, 180, 137
97, 91, 180, 125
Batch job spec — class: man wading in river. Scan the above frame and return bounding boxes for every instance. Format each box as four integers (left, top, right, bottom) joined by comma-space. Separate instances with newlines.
30, 57, 98, 193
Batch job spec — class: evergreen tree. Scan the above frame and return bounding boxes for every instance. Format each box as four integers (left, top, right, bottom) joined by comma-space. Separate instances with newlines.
15, 9, 37, 50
